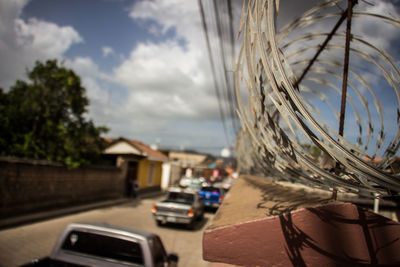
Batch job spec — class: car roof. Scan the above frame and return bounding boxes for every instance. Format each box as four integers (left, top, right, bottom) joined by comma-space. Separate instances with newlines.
201, 185, 222, 189
67, 222, 158, 240
168, 187, 197, 194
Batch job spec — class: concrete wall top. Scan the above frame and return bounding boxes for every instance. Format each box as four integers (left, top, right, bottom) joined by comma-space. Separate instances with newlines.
203, 175, 400, 266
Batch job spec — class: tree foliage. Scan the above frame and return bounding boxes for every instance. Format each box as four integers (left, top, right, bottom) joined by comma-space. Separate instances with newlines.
301, 143, 322, 159
0, 60, 109, 168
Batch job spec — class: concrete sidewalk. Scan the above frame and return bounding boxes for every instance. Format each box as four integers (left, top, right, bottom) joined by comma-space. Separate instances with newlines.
0, 190, 166, 229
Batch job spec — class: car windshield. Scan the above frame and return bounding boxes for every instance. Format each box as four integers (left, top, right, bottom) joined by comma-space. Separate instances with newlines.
61, 230, 144, 265
167, 192, 194, 204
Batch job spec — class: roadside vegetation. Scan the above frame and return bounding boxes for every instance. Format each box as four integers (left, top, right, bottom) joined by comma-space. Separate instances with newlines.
0, 60, 108, 168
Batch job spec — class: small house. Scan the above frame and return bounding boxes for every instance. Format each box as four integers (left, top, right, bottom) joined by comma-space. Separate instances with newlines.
103, 137, 168, 196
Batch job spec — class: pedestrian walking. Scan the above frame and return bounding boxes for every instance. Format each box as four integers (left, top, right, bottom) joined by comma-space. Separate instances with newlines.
130, 179, 138, 198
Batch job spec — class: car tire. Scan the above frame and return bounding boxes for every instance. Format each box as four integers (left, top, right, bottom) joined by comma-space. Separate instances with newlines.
197, 212, 204, 221
156, 220, 163, 226
187, 221, 195, 230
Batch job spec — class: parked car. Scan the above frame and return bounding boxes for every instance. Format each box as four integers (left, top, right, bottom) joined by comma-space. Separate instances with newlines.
20, 223, 178, 267
179, 177, 192, 188
152, 187, 204, 229
199, 186, 225, 208
188, 177, 205, 191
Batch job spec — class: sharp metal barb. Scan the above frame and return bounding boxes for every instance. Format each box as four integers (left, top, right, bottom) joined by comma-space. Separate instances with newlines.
234, 0, 400, 197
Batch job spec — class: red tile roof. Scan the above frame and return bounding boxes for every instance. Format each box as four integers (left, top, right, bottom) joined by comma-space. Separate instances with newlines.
125, 139, 168, 161
105, 137, 168, 162
103, 137, 116, 144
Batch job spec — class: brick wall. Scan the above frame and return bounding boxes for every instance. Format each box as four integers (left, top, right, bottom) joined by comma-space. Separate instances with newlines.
0, 157, 124, 218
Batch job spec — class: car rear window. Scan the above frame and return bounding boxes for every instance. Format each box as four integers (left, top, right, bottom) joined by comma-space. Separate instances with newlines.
201, 187, 221, 193
167, 192, 195, 204
61, 230, 144, 265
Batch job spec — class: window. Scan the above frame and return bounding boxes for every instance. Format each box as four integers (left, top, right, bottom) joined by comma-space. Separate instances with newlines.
151, 236, 167, 267
167, 192, 195, 204
62, 231, 144, 265
201, 187, 221, 194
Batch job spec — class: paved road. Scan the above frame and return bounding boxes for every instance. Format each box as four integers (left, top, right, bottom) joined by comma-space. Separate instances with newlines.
0, 196, 218, 267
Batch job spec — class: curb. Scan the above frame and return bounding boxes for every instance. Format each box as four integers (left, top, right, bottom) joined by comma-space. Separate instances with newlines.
0, 191, 166, 230
0, 198, 128, 230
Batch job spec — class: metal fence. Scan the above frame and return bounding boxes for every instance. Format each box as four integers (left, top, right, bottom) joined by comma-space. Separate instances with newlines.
234, 0, 400, 198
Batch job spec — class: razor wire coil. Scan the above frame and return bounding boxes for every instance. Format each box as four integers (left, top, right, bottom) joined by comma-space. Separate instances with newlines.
235, 0, 400, 197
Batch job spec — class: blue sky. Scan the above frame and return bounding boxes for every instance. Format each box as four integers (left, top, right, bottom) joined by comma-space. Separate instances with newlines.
21, 0, 171, 73
0, 0, 240, 156
1, 0, 399, 159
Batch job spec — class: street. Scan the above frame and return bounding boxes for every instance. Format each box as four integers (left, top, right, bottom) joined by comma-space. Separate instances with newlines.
0, 195, 216, 267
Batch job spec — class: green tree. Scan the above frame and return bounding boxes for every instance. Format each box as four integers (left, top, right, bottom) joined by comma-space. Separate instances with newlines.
301, 143, 322, 159
0, 60, 108, 168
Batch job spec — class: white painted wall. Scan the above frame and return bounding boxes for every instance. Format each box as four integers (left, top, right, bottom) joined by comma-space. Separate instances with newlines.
161, 162, 183, 190
104, 142, 141, 155
161, 163, 171, 191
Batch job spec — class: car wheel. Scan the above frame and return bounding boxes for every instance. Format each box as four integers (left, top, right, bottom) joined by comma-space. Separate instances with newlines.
197, 212, 204, 221
156, 220, 163, 226
187, 221, 195, 230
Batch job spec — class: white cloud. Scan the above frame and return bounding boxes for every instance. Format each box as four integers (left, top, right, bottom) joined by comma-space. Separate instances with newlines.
147, 24, 161, 36
112, 41, 218, 120
0, 0, 29, 39
114, 41, 198, 92
353, 1, 400, 51
102, 46, 115, 57
111, 1, 221, 124
0, 1, 82, 89
15, 18, 83, 56
130, 0, 200, 42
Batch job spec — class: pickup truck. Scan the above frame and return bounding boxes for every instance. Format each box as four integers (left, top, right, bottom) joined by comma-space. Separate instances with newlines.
20, 223, 178, 267
152, 187, 204, 229
198, 185, 225, 209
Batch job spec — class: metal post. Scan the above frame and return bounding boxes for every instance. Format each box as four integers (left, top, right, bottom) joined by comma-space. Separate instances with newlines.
333, 0, 357, 200
373, 193, 380, 213
295, 8, 349, 89
339, 0, 356, 136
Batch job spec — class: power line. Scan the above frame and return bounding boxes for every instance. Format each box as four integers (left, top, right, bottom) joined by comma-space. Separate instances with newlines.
213, 0, 239, 133
227, 0, 239, 131
198, 0, 242, 148
198, 0, 231, 146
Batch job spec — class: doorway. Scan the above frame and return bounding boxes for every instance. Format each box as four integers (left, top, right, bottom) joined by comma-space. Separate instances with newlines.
126, 161, 138, 197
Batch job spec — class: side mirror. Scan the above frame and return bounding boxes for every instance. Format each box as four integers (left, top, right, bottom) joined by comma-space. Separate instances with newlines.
168, 253, 179, 263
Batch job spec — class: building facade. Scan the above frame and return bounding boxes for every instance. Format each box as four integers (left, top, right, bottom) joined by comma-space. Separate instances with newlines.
104, 138, 168, 195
